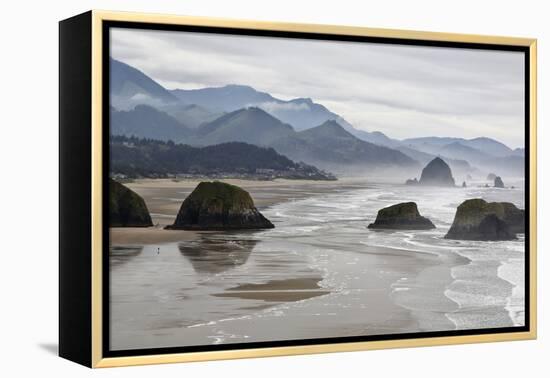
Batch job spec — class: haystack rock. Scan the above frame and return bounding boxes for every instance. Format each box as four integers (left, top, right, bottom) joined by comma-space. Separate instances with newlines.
368, 202, 435, 230
494, 176, 505, 188
109, 179, 153, 227
419, 157, 455, 186
167, 181, 274, 230
445, 199, 524, 240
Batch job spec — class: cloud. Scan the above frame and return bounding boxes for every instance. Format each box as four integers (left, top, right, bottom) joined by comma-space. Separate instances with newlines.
110, 27, 525, 148
257, 101, 311, 113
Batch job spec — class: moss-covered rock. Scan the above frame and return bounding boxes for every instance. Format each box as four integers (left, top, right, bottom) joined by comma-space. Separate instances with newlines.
109, 179, 153, 227
445, 198, 524, 240
167, 181, 274, 230
419, 157, 455, 186
368, 202, 436, 230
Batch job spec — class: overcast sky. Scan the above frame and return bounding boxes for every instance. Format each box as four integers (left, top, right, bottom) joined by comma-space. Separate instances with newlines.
111, 28, 525, 148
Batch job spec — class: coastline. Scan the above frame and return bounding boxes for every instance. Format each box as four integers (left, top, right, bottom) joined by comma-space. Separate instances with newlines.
109, 178, 525, 349
110, 177, 368, 245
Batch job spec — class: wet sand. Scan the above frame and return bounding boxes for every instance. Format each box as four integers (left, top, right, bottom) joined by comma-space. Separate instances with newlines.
110, 227, 199, 245
213, 277, 330, 302
108, 178, 500, 351
109, 240, 457, 351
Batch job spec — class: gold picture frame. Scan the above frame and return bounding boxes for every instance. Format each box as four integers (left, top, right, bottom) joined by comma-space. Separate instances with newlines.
59, 10, 537, 368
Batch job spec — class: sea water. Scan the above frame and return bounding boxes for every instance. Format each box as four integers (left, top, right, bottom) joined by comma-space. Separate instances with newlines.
110, 181, 525, 349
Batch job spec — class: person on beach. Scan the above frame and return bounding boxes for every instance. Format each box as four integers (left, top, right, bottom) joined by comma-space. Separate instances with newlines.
157, 247, 160, 255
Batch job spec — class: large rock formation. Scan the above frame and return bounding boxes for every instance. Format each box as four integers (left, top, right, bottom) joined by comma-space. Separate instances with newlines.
368, 202, 436, 230
445, 199, 525, 240
167, 181, 274, 230
494, 176, 505, 188
419, 157, 455, 186
109, 179, 153, 227
498, 202, 525, 233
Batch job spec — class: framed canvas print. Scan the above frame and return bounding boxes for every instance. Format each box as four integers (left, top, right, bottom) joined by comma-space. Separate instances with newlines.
59, 10, 537, 368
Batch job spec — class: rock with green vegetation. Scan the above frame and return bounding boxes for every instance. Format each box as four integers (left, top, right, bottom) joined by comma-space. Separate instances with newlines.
494, 176, 505, 188
167, 181, 274, 230
498, 202, 525, 233
419, 157, 455, 186
445, 198, 524, 240
109, 179, 153, 227
368, 202, 435, 230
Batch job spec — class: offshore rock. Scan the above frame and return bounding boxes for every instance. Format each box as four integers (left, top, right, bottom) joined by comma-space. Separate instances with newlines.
368, 202, 436, 230
419, 157, 455, 186
167, 181, 274, 230
109, 179, 153, 227
445, 199, 524, 240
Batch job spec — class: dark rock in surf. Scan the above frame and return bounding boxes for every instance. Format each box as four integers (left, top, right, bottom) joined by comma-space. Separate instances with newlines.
166, 181, 274, 230
419, 157, 455, 186
405, 178, 419, 185
474, 214, 514, 241
494, 176, 505, 188
445, 198, 524, 240
368, 202, 436, 230
109, 179, 153, 227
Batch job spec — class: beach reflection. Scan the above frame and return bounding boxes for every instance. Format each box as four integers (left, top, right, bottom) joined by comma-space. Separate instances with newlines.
109, 246, 143, 269
178, 234, 257, 274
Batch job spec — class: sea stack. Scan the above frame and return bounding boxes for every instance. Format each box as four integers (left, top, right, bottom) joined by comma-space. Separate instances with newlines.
445, 199, 524, 240
109, 179, 153, 227
368, 202, 436, 230
494, 176, 505, 188
167, 181, 274, 230
419, 157, 455, 186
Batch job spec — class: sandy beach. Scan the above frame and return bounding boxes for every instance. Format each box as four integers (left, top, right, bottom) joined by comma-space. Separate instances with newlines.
110, 178, 367, 245
109, 240, 452, 350
109, 178, 524, 350
213, 277, 330, 302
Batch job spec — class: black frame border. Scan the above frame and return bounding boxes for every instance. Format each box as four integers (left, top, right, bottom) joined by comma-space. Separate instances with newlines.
101, 20, 531, 359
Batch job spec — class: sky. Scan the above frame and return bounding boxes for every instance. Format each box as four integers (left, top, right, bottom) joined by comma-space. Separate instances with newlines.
111, 28, 525, 148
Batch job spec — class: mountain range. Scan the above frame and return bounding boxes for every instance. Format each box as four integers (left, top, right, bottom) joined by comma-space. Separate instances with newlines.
190, 107, 294, 146
110, 59, 178, 110
109, 57, 525, 178
271, 120, 417, 172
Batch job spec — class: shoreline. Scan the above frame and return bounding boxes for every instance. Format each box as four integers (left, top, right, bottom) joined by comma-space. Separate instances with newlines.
108, 178, 524, 349
109, 241, 459, 350
110, 177, 369, 245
